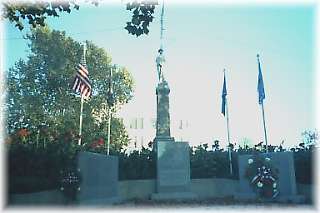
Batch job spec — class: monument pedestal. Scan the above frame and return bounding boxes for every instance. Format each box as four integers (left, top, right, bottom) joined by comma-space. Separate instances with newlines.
155, 81, 172, 138
236, 152, 305, 203
77, 152, 121, 205
151, 81, 196, 201
151, 141, 197, 201
152, 192, 197, 201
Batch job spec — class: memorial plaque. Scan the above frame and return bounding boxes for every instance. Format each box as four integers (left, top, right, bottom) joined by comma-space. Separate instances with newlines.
77, 152, 120, 205
159, 170, 189, 186
157, 141, 190, 192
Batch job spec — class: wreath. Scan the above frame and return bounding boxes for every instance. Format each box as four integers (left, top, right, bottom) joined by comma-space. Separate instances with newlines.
244, 154, 279, 199
60, 168, 82, 202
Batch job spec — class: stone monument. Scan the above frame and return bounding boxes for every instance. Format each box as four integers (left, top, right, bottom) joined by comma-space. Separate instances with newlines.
154, 80, 174, 144
77, 152, 120, 205
152, 78, 195, 200
151, 9, 195, 199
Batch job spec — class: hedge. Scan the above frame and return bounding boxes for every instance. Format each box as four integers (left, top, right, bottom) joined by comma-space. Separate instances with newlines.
7, 144, 314, 194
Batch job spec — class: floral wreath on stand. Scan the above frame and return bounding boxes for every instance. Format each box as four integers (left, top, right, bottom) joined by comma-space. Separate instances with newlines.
60, 168, 82, 203
244, 154, 279, 199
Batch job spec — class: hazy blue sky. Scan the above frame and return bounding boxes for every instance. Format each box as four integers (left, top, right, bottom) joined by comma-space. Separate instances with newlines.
3, 2, 316, 148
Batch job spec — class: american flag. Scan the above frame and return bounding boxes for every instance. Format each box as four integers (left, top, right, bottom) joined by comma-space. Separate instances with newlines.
72, 48, 92, 99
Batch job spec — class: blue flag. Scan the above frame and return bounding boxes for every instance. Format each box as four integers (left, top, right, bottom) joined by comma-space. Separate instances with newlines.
257, 55, 265, 105
221, 71, 227, 116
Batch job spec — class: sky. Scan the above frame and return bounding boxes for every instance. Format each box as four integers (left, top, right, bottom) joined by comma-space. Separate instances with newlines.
2, 1, 318, 149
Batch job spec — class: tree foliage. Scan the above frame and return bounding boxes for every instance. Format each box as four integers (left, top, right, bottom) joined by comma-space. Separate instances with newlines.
6, 26, 134, 151
301, 129, 318, 147
2, 1, 82, 30
125, 1, 157, 36
2, 0, 157, 37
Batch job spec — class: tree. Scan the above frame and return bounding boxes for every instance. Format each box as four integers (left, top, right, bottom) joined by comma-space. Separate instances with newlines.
212, 140, 220, 151
301, 129, 318, 147
239, 137, 253, 150
6, 26, 134, 151
125, 1, 157, 36
2, 0, 158, 37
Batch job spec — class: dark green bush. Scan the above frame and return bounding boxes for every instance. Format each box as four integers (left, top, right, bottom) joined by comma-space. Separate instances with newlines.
293, 148, 314, 184
118, 147, 156, 180
7, 131, 80, 194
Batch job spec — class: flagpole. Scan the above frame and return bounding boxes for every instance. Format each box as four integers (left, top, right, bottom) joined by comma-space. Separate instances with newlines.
261, 101, 268, 153
223, 69, 233, 175
106, 65, 115, 155
257, 54, 268, 153
107, 107, 111, 155
225, 98, 233, 175
78, 42, 87, 146
78, 94, 84, 146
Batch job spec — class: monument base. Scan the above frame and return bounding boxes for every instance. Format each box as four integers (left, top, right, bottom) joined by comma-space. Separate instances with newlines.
152, 141, 197, 201
154, 136, 175, 143
77, 197, 121, 206
151, 192, 197, 201
153, 136, 174, 151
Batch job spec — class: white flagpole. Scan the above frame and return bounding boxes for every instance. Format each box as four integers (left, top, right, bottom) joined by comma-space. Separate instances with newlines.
106, 65, 115, 155
78, 42, 87, 146
257, 54, 269, 153
226, 99, 233, 175
261, 101, 268, 153
107, 107, 111, 155
224, 69, 233, 175
78, 94, 84, 146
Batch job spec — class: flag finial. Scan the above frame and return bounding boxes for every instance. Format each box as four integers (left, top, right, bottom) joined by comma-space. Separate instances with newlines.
82, 41, 87, 54
81, 42, 87, 67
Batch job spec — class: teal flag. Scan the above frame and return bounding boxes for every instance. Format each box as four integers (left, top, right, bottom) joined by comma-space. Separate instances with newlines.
257, 54, 265, 105
221, 71, 227, 116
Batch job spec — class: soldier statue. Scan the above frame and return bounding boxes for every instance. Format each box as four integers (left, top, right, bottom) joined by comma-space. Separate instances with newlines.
156, 48, 166, 82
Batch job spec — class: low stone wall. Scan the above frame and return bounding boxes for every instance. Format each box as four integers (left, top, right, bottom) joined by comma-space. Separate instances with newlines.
297, 183, 313, 203
9, 179, 313, 205
118, 178, 239, 200
191, 178, 239, 199
119, 179, 156, 200
8, 190, 65, 206
118, 180, 313, 202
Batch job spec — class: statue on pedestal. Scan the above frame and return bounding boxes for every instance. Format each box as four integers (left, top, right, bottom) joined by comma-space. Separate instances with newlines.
156, 48, 166, 82
153, 0, 173, 144
154, 47, 173, 143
